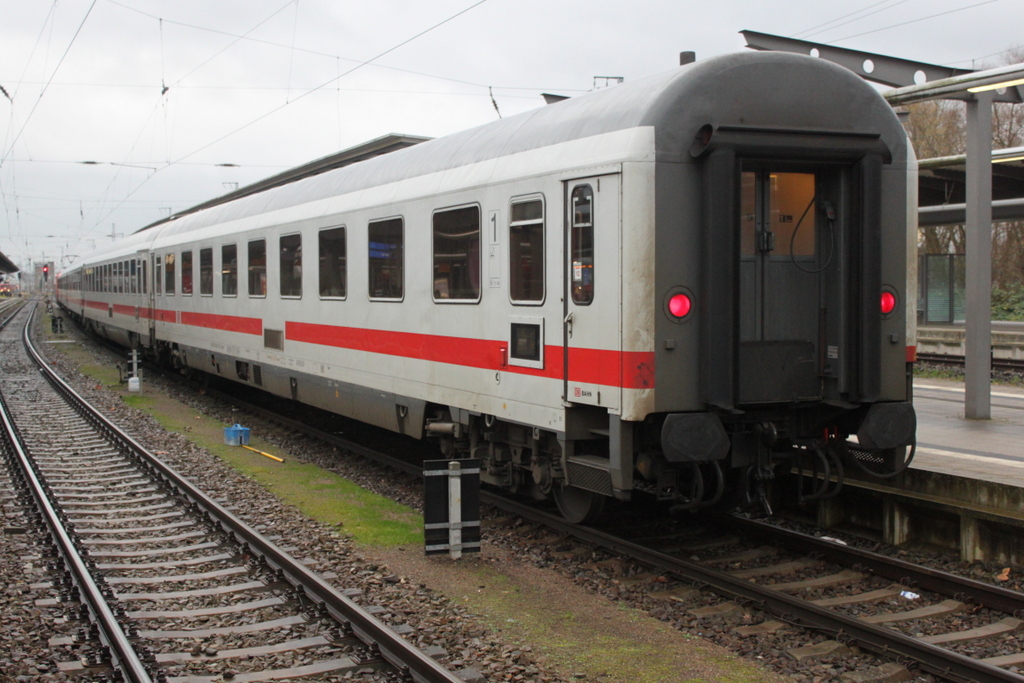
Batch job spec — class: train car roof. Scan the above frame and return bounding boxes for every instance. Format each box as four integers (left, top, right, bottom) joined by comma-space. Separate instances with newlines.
70, 50, 907, 268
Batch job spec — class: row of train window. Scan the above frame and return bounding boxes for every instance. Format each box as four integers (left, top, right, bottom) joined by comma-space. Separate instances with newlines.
63, 195, 574, 305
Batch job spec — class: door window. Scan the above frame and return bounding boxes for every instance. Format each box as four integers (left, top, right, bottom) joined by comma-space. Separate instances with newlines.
570, 185, 594, 305
742, 171, 816, 258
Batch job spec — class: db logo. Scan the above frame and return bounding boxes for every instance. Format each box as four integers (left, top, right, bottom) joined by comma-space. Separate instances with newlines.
573, 387, 582, 397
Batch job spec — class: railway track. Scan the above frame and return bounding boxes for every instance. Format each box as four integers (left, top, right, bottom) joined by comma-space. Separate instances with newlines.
42, 309, 1024, 682
159, 357, 1024, 681
194, 376, 1024, 682
480, 504, 1024, 683
916, 352, 1024, 373
0, 303, 465, 683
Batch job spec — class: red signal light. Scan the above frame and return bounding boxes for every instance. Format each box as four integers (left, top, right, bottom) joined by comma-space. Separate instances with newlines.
880, 291, 896, 315
668, 293, 692, 318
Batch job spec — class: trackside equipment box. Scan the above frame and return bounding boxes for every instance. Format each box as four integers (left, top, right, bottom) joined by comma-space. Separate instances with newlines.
423, 459, 480, 558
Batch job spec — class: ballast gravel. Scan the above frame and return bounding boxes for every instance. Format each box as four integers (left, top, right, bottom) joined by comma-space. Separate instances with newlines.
9, 319, 1020, 682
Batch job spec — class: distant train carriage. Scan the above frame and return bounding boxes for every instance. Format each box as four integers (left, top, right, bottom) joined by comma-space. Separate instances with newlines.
57, 51, 917, 522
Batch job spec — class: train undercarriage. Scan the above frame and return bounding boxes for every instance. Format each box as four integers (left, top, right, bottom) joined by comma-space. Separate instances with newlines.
64, 308, 916, 526
424, 398, 917, 524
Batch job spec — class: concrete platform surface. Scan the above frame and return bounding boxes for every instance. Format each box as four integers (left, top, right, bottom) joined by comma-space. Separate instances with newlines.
912, 378, 1024, 487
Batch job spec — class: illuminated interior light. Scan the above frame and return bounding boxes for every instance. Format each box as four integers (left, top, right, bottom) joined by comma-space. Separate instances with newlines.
668, 293, 692, 318
881, 291, 896, 315
967, 76, 1024, 93
993, 155, 1024, 164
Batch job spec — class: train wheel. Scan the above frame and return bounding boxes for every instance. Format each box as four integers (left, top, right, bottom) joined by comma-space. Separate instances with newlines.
553, 485, 606, 524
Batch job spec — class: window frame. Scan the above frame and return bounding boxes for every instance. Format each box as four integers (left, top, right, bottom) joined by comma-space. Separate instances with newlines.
279, 232, 303, 299
248, 238, 267, 298
508, 194, 546, 306
181, 250, 194, 296
431, 203, 482, 304
164, 252, 176, 295
367, 216, 404, 302
318, 226, 347, 300
507, 315, 545, 370
199, 247, 214, 296
569, 184, 595, 306
221, 243, 238, 297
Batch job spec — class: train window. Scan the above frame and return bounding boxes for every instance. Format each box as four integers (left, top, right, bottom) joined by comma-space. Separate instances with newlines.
141, 259, 147, 294
181, 251, 194, 295
130, 259, 137, 295
155, 256, 162, 295
280, 233, 302, 298
164, 253, 175, 295
368, 218, 403, 300
570, 185, 594, 305
123, 260, 129, 293
199, 248, 213, 296
770, 172, 816, 257
432, 205, 480, 302
248, 239, 267, 297
222, 244, 237, 296
509, 198, 544, 303
742, 171, 816, 258
318, 227, 346, 299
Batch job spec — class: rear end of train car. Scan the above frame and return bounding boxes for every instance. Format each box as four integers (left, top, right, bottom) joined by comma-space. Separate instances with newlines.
606, 52, 917, 515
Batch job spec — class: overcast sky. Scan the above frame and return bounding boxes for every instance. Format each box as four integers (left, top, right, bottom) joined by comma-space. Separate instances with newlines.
1, 0, 1021, 271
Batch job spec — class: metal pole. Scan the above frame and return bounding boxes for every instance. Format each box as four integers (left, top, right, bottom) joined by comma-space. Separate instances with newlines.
448, 461, 462, 559
964, 91, 993, 420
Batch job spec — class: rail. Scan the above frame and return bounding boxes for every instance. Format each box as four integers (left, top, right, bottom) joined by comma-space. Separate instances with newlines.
15, 303, 466, 683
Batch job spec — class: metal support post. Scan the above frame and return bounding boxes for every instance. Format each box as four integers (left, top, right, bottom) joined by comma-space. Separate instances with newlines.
964, 92, 993, 420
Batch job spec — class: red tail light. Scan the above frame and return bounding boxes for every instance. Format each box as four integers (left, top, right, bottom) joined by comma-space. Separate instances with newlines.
668, 293, 692, 318
880, 291, 896, 315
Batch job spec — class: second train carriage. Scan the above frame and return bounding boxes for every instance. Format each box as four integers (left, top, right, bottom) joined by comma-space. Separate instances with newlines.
57, 51, 918, 521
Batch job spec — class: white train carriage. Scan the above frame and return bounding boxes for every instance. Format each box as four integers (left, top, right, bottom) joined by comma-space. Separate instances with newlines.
58, 51, 917, 522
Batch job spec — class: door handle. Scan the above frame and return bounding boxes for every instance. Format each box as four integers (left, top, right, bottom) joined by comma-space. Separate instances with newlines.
563, 312, 573, 337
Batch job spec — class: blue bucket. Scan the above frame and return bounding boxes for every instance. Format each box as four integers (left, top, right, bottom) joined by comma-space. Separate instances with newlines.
223, 424, 251, 446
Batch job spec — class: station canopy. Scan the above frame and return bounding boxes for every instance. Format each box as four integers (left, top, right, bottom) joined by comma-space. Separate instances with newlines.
0, 250, 18, 274
742, 31, 1024, 227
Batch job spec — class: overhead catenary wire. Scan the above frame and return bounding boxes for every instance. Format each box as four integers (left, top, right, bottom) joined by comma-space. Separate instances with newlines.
829, 0, 1003, 43
66, 3, 299, 251
86, 0, 494, 234
0, 0, 98, 169
101, 0, 569, 94
794, 0, 912, 40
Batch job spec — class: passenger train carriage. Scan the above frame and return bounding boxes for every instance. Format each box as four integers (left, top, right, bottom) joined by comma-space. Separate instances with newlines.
57, 51, 917, 522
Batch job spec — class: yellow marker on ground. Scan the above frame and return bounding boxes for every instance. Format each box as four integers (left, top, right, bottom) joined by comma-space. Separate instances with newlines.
242, 444, 284, 462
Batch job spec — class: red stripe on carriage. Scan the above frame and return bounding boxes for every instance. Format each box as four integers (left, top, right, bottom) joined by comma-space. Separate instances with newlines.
286, 321, 655, 389
180, 311, 263, 335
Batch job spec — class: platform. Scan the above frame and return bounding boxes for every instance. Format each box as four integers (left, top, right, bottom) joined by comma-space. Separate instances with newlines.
913, 378, 1024, 487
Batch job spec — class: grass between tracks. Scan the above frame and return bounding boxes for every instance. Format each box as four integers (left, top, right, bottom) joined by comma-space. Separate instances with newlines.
43, 319, 783, 683
42, 316, 421, 547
